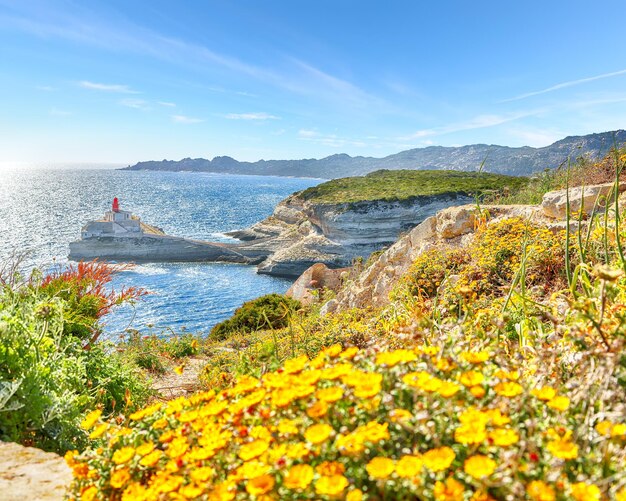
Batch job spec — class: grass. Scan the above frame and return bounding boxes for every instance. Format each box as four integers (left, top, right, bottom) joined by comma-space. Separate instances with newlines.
298, 169, 528, 204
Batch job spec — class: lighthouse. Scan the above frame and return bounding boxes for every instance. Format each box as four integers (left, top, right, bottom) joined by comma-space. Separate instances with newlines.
112, 197, 120, 212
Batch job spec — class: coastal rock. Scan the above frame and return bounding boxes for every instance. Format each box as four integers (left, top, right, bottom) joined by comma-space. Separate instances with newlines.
0, 441, 71, 501
286, 263, 349, 305
541, 182, 626, 219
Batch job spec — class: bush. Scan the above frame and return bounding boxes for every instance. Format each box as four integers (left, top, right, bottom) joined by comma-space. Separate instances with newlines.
0, 262, 152, 453
210, 294, 301, 341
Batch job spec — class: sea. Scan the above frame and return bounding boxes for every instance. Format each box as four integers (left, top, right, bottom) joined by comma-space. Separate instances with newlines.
0, 168, 321, 340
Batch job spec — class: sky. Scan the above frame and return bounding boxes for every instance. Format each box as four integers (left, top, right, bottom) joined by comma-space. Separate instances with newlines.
2, 0, 626, 167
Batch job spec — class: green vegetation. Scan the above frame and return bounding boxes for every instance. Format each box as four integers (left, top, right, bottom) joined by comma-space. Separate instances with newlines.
0, 262, 152, 453
299, 169, 528, 204
120, 331, 202, 374
209, 293, 302, 341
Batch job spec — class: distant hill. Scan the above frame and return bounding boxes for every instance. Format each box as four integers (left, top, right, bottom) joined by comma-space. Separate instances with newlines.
123, 130, 626, 178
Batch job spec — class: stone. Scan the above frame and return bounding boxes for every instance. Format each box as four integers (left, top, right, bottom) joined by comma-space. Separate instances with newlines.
286, 263, 349, 305
0, 441, 71, 501
541, 183, 626, 219
435, 206, 476, 239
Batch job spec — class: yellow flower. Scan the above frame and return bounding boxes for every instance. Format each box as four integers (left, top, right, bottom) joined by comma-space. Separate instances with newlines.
471, 491, 496, 501
358, 421, 389, 442
455, 424, 487, 445
470, 385, 486, 398
166, 437, 189, 459
81, 485, 98, 501
112, 446, 136, 465
459, 370, 484, 387
526, 480, 555, 501
546, 396, 569, 411
486, 409, 510, 426
366, 457, 395, 479
616, 487, 626, 501
596, 420, 612, 436
80, 409, 102, 430
494, 381, 523, 397
570, 482, 601, 501
284, 464, 314, 490
488, 428, 519, 446
136, 441, 155, 457
307, 400, 328, 418
316, 386, 344, 402
139, 450, 162, 467
110, 468, 131, 488
346, 489, 363, 501
389, 408, 412, 422
180, 483, 204, 499
461, 351, 490, 364
304, 423, 333, 444
531, 386, 556, 400
277, 419, 299, 435
438, 381, 462, 397
376, 349, 417, 366
89, 423, 109, 439
546, 439, 578, 459
238, 440, 270, 461
190, 466, 215, 483
433, 477, 465, 501
353, 380, 382, 398
611, 423, 626, 437
284, 355, 309, 374
315, 475, 348, 496
340, 347, 359, 359
395, 455, 423, 478
464, 455, 496, 478
423, 446, 455, 472
323, 344, 343, 357
174, 364, 185, 375
286, 442, 309, 460
494, 369, 519, 380
245, 474, 275, 496
316, 461, 345, 476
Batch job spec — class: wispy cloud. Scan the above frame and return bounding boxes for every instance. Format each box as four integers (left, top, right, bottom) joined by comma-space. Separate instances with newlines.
297, 129, 366, 148
78, 80, 138, 93
158, 101, 176, 107
171, 114, 203, 124
501, 69, 626, 102
403, 110, 543, 140
224, 112, 279, 120
120, 98, 150, 110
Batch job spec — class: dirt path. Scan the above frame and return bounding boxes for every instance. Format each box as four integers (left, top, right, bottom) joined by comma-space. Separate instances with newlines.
149, 355, 208, 399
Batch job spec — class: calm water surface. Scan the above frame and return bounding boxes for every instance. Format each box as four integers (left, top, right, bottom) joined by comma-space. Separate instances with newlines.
0, 169, 320, 338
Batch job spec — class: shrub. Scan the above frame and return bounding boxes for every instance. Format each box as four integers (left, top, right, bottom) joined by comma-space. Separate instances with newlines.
210, 294, 301, 341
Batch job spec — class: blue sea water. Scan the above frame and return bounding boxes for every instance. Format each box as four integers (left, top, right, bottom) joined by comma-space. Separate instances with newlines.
0, 169, 321, 338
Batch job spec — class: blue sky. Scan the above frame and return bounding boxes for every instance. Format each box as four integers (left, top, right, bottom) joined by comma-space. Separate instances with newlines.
2, 0, 626, 166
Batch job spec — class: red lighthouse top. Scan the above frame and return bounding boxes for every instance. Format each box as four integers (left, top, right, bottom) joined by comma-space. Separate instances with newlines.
112, 197, 120, 212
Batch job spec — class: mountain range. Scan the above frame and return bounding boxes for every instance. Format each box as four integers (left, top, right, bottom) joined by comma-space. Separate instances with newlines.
123, 130, 626, 179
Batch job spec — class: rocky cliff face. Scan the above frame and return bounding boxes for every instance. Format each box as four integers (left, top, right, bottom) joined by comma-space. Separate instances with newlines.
227, 193, 473, 277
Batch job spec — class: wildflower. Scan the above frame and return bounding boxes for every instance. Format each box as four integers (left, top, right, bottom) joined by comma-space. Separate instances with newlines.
316, 461, 345, 476
136, 442, 155, 456
89, 423, 109, 439
433, 477, 464, 501
174, 364, 185, 375
488, 428, 519, 446
423, 446, 455, 471
306, 400, 328, 418
110, 468, 131, 488
340, 346, 359, 359
455, 423, 487, 444
531, 387, 556, 401
546, 439, 578, 459
438, 381, 462, 397
461, 351, 490, 364
617, 487, 626, 501
470, 385, 486, 398
246, 474, 275, 496
464, 455, 497, 478
316, 386, 343, 402
112, 446, 136, 465
612, 423, 626, 437
395, 455, 423, 478
139, 450, 161, 467
366, 457, 395, 479
81, 486, 98, 501
570, 482, 601, 501
305, 423, 333, 444
80, 409, 102, 430
323, 344, 343, 357
526, 480, 555, 501
494, 381, 523, 397
238, 440, 270, 461
346, 489, 363, 501
546, 396, 570, 411
190, 466, 215, 483
284, 464, 314, 490
459, 370, 484, 387
315, 475, 349, 496
376, 349, 417, 366
284, 355, 309, 374
596, 420, 613, 436
389, 408, 412, 422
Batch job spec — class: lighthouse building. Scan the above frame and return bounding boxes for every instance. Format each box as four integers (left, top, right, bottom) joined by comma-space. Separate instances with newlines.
80, 198, 143, 239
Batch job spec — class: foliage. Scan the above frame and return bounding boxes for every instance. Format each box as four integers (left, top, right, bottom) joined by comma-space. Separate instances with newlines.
209, 294, 302, 341
0, 262, 151, 453
298, 169, 528, 204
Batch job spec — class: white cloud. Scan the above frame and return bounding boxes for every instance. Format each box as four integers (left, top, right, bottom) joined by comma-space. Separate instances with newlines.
501, 69, 626, 102
120, 98, 150, 110
298, 129, 318, 138
223, 112, 279, 120
78, 80, 138, 93
298, 129, 366, 148
158, 101, 176, 107
171, 114, 203, 124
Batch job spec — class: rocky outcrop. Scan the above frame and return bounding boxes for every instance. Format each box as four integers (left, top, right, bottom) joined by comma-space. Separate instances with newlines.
286, 263, 349, 305
226, 193, 474, 278
541, 182, 626, 219
0, 441, 71, 501
322, 202, 557, 313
